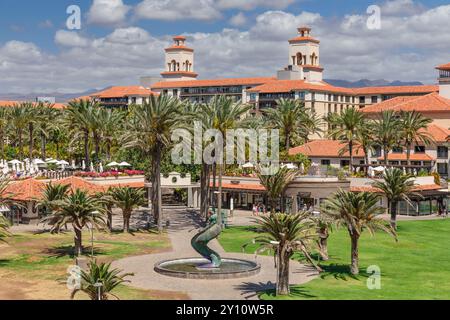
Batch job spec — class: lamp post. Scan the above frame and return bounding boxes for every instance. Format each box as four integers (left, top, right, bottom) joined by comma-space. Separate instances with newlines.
90, 210, 100, 259
94, 282, 103, 301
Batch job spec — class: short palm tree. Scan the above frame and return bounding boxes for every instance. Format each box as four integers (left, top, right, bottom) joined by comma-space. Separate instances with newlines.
257, 167, 299, 213
321, 190, 397, 275
372, 110, 401, 165
251, 212, 322, 296
0, 178, 19, 242
328, 107, 366, 172
38, 183, 70, 216
372, 168, 419, 230
110, 187, 146, 233
311, 214, 335, 261
399, 111, 434, 169
123, 95, 182, 232
41, 189, 106, 256
71, 261, 133, 300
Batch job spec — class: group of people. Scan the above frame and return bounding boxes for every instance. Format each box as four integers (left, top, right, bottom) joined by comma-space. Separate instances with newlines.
252, 203, 267, 216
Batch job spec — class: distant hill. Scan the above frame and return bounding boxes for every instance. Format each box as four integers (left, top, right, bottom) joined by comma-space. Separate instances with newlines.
0, 79, 425, 102
325, 79, 424, 88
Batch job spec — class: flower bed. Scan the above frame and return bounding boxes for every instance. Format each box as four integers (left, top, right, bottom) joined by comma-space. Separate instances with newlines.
74, 170, 144, 178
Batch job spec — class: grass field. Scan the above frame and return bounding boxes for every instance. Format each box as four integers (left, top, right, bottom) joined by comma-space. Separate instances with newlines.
218, 219, 450, 300
0, 229, 188, 300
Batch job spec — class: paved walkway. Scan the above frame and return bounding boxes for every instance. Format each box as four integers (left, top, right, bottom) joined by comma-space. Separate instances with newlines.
112, 208, 319, 300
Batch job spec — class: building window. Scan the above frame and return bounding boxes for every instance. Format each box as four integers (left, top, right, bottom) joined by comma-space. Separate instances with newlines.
321, 159, 331, 166
359, 96, 366, 104
393, 147, 403, 153
437, 163, 448, 175
414, 146, 425, 153
340, 160, 350, 168
438, 146, 448, 158
173, 89, 178, 96
371, 96, 378, 104
372, 146, 382, 158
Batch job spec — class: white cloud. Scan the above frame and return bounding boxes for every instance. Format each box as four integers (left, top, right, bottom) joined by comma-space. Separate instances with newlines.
135, 0, 222, 21
55, 30, 90, 47
217, 0, 295, 10
229, 12, 247, 27
1, 1, 449, 94
87, 0, 131, 26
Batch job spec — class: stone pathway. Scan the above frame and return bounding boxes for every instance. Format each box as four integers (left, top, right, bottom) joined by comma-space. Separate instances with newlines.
112, 208, 318, 300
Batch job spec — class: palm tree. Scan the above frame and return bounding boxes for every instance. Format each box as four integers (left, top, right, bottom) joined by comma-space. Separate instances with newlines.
41, 189, 106, 256
257, 166, 299, 213
95, 189, 115, 232
399, 111, 434, 170
25, 103, 39, 160
36, 104, 60, 160
265, 99, 317, 151
0, 108, 9, 159
66, 99, 97, 167
251, 212, 322, 296
9, 103, 32, 159
98, 108, 126, 161
71, 261, 133, 300
372, 110, 401, 165
200, 96, 251, 224
328, 107, 366, 172
354, 119, 376, 170
321, 190, 397, 275
38, 183, 70, 216
123, 95, 182, 232
372, 168, 419, 230
300, 108, 323, 143
110, 187, 146, 233
311, 214, 335, 261
0, 214, 10, 242
0, 178, 20, 242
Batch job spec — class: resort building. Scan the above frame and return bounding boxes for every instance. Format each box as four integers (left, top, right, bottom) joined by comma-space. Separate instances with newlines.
90, 86, 155, 108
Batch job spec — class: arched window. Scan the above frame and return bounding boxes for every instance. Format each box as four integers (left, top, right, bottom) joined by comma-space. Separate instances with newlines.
185, 60, 190, 71
296, 53, 302, 65
171, 60, 176, 72
311, 53, 317, 66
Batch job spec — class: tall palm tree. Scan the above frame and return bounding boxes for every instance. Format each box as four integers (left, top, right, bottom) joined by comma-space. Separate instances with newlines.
372, 168, 419, 230
41, 189, 106, 256
265, 99, 313, 151
354, 119, 376, 170
66, 99, 97, 167
36, 104, 60, 160
71, 261, 133, 300
123, 95, 182, 232
98, 108, 126, 161
110, 187, 146, 233
0, 108, 9, 159
26, 103, 40, 160
399, 111, 434, 170
300, 108, 323, 143
251, 212, 322, 296
321, 190, 397, 275
257, 167, 299, 213
200, 96, 251, 224
328, 107, 366, 172
9, 103, 32, 159
372, 110, 401, 165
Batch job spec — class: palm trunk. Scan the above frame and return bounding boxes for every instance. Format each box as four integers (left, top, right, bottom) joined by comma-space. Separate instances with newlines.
0, 130, 4, 159
285, 135, 290, 152
383, 146, 388, 166
40, 133, 46, 161
152, 147, 163, 232
84, 128, 90, 168
390, 200, 398, 230
318, 227, 329, 261
200, 163, 211, 220
107, 205, 113, 232
406, 142, 411, 173
74, 228, 83, 257
350, 234, 359, 275
349, 140, 354, 173
123, 209, 131, 233
93, 132, 100, 161
217, 163, 223, 227
106, 141, 112, 161
18, 128, 24, 160
29, 123, 34, 160
276, 247, 290, 296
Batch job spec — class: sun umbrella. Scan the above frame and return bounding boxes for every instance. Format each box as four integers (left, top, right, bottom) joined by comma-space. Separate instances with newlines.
282, 163, 298, 169
242, 162, 254, 168
8, 160, 22, 165
106, 162, 120, 167
33, 159, 46, 165
118, 162, 132, 167
46, 159, 58, 164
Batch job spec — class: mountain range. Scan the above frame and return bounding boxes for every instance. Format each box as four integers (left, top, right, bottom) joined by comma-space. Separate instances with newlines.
0, 79, 425, 103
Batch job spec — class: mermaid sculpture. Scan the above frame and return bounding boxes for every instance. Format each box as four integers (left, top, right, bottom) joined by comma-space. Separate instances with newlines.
191, 209, 223, 268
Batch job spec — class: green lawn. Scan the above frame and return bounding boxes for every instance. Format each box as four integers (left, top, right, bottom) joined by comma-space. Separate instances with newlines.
218, 219, 450, 300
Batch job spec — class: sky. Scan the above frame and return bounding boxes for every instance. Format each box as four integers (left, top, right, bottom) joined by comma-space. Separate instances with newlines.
0, 0, 449, 94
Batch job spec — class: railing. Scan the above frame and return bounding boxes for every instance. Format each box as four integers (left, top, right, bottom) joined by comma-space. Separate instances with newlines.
43, 171, 75, 180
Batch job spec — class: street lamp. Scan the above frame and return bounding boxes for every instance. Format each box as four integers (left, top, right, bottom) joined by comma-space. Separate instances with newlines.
90, 210, 100, 259
93, 282, 103, 301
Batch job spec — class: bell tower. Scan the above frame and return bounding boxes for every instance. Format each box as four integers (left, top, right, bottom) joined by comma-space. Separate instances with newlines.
437, 63, 450, 99
278, 26, 323, 82
161, 35, 198, 81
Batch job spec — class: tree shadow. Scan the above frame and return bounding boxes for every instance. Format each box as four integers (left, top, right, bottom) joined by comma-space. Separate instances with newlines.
42, 245, 107, 259
234, 281, 317, 299
319, 263, 368, 281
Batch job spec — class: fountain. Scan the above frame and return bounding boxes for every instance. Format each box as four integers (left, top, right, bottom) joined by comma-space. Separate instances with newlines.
154, 211, 261, 280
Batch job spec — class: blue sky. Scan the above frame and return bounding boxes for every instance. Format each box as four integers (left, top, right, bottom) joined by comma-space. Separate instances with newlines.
0, 0, 449, 93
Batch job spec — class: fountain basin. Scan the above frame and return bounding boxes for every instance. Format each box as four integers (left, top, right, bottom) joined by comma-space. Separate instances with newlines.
154, 258, 261, 280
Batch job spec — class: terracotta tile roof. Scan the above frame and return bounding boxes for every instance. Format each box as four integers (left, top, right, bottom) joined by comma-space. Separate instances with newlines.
0, 100, 66, 109
54, 176, 105, 194
377, 153, 435, 161
165, 45, 194, 52
247, 80, 352, 94
289, 139, 365, 158
91, 86, 155, 99
151, 77, 276, 89
4, 179, 46, 201
420, 124, 450, 143
361, 92, 450, 114
436, 63, 450, 71
173, 35, 186, 41
210, 182, 266, 192
288, 36, 320, 44
354, 85, 438, 95
160, 71, 198, 77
